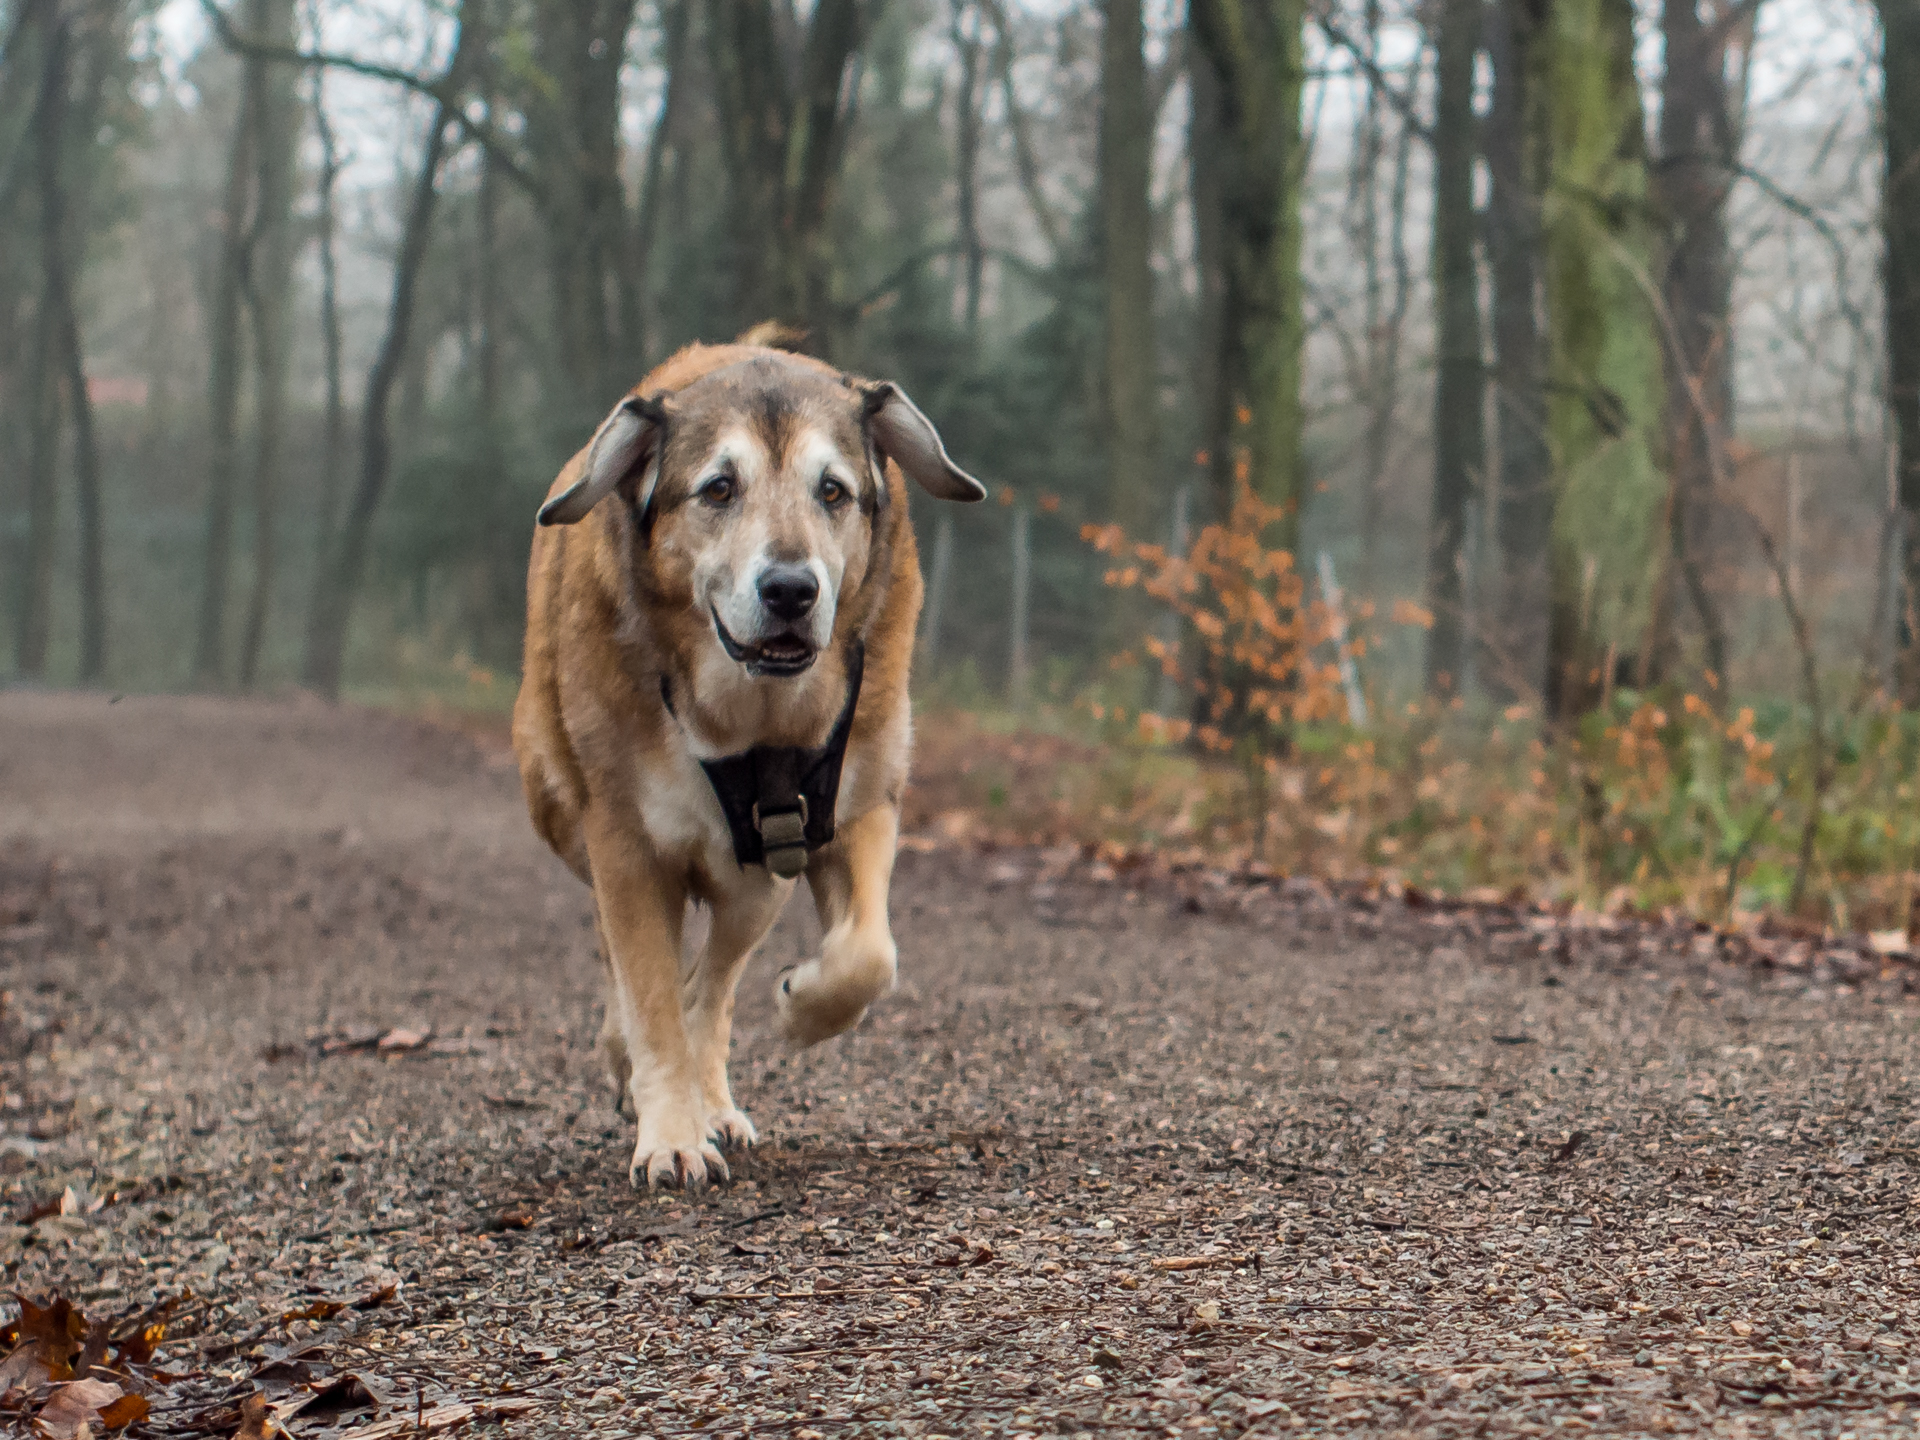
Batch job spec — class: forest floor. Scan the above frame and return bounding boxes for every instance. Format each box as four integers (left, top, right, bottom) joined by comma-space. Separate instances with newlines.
1, 690, 1918, 1440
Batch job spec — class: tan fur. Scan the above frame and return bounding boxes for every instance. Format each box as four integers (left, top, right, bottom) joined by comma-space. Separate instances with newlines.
512, 339, 956, 1190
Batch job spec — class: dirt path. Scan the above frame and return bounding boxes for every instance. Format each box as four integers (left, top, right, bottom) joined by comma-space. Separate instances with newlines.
2, 691, 1917, 1439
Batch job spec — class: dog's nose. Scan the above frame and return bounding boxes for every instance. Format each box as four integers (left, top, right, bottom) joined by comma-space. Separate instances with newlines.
757, 565, 819, 622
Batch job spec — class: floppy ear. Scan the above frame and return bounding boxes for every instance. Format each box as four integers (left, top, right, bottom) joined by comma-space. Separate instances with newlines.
863, 382, 987, 502
537, 394, 667, 526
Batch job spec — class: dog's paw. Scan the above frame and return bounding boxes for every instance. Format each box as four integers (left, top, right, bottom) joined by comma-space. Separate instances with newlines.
774, 941, 896, 1048
706, 1105, 758, 1152
629, 1100, 729, 1190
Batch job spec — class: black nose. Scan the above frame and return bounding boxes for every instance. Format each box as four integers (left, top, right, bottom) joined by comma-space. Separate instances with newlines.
757, 565, 819, 622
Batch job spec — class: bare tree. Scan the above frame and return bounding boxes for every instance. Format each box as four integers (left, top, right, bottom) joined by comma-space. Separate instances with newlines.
1483, 0, 1550, 706
1650, 0, 1745, 685
1885, 0, 1920, 701
238, 0, 298, 688
1423, 0, 1483, 693
191, 0, 269, 686
301, 12, 478, 698
1100, 0, 1157, 538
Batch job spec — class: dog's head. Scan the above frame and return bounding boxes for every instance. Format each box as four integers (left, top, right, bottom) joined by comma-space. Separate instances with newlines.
536, 353, 983, 681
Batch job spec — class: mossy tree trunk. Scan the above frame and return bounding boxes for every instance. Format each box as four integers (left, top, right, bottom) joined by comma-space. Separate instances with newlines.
1541, 0, 1665, 719
1189, 0, 1306, 549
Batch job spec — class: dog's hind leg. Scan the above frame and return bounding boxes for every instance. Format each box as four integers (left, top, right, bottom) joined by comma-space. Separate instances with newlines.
681, 880, 787, 1150
777, 804, 900, 1047
592, 909, 632, 1116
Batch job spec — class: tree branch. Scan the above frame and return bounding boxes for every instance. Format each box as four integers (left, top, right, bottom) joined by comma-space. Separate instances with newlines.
197, 0, 543, 201
1309, 2, 1431, 146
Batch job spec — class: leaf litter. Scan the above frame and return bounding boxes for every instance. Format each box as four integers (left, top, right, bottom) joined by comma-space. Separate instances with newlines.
4, 695, 1920, 1437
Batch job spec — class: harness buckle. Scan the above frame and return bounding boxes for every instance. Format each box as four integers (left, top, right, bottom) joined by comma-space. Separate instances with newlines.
752, 798, 810, 878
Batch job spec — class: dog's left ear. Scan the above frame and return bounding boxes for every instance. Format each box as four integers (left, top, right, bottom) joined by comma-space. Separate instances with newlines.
537, 394, 668, 526
862, 383, 987, 502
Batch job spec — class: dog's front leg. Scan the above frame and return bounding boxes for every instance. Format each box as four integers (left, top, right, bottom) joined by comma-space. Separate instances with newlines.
777, 804, 900, 1046
584, 811, 724, 1189
681, 880, 787, 1151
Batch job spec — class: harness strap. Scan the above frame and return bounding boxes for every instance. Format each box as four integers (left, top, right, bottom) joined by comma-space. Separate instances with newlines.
662, 643, 866, 879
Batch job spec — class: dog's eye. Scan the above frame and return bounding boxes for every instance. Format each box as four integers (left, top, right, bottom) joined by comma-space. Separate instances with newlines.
819, 474, 852, 508
697, 474, 736, 507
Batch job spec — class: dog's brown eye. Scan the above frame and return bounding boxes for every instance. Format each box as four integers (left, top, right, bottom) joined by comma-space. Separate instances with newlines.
819, 475, 851, 507
698, 475, 736, 507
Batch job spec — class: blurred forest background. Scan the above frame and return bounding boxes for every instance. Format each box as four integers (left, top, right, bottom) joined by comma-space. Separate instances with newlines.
6, 0, 1920, 926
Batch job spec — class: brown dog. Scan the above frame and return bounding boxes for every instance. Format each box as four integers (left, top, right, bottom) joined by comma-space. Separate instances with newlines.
512, 335, 984, 1189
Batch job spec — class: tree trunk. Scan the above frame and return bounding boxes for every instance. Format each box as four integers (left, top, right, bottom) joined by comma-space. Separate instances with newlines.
1483, 0, 1551, 706
1423, 0, 1485, 694
709, 0, 876, 350
307, 66, 347, 640
528, 0, 640, 413
1188, 0, 1307, 543
1188, 41, 1233, 521
950, 0, 986, 333
1885, 0, 1920, 701
1100, 0, 1157, 538
1542, 0, 1664, 719
56, 253, 105, 683
15, 0, 66, 679
1350, 0, 1383, 590
238, 0, 298, 689
191, 12, 265, 687
301, 36, 469, 699
1651, 0, 1735, 684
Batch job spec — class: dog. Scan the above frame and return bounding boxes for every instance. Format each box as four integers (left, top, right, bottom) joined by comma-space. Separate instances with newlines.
512, 333, 984, 1189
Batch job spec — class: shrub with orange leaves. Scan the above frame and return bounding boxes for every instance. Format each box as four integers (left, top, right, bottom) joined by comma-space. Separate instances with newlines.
1083, 480, 1358, 752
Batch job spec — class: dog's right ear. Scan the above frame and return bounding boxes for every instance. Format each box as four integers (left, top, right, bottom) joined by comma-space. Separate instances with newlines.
537, 394, 668, 526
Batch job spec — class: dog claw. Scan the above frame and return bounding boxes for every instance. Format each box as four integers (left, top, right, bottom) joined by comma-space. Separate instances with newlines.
629, 1135, 729, 1191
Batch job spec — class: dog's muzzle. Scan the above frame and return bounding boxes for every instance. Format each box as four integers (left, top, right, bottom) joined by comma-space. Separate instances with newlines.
712, 606, 818, 677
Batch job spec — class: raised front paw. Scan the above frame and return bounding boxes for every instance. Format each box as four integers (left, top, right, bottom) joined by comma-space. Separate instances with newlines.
774, 933, 897, 1048
629, 1099, 729, 1190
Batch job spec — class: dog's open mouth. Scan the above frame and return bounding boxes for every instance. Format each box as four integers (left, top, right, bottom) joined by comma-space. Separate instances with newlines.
712, 607, 818, 678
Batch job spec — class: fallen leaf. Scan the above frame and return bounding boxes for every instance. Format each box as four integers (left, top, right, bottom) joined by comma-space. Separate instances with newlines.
96, 1394, 148, 1429
0, 1295, 87, 1391
232, 1393, 276, 1440
1731, 1320, 1754, 1336
33, 1379, 123, 1439
351, 1283, 398, 1311
278, 1301, 346, 1324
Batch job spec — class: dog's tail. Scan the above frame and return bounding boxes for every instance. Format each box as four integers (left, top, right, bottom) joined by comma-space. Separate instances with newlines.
735, 320, 809, 353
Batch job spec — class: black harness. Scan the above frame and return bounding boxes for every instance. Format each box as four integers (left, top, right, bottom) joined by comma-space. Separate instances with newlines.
662, 643, 865, 879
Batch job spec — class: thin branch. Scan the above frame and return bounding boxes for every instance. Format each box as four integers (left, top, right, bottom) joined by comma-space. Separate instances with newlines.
197, 0, 543, 201
977, 0, 1062, 254
1309, 2, 1431, 146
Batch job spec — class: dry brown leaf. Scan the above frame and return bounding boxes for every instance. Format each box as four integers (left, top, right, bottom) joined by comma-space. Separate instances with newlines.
277, 1300, 346, 1324
94, 1394, 148, 1430
32, 1379, 122, 1439
231, 1392, 275, 1440
0, 1295, 87, 1391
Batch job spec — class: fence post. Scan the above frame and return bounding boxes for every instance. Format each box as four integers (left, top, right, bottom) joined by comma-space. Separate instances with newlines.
920, 512, 954, 666
1154, 484, 1191, 715
1009, 504, 1031, 703
1317, 550, 1368, 727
